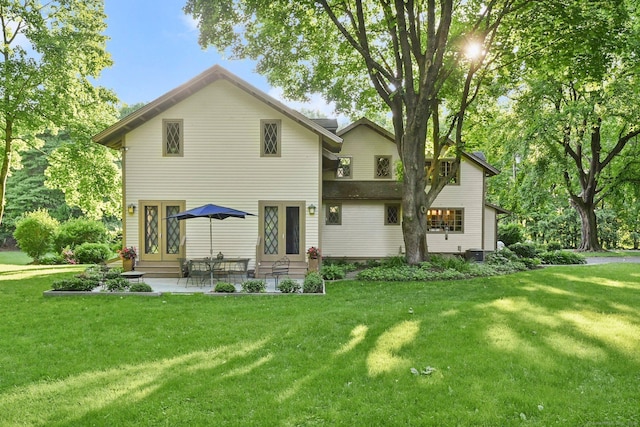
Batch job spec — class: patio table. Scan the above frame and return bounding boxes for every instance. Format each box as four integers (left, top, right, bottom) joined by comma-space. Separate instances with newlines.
189, 258, 250, 285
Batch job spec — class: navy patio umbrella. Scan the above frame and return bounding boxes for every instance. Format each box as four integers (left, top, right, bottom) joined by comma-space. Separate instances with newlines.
168, 204, 255, 258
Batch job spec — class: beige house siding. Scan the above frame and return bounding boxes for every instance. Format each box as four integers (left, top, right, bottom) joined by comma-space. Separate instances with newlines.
323, 124, 399, 182
123, 79, 321, 268
426, 159, 485, 253
484, 206, 498, 250
322, 200, 405, 258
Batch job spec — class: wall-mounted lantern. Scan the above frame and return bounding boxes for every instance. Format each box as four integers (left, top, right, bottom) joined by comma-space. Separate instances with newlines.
308, 204, 317, 216
127, 204, 136, 215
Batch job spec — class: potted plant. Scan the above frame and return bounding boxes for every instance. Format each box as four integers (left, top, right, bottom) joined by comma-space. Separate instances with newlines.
118, 246, 137, 271
306, 246, 320, 272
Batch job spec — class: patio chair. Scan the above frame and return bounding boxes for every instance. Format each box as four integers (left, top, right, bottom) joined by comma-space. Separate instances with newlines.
176, 258, 188, 285
265, 256, 289, 286
227, 259, 249, 284
186, 260, 209, 287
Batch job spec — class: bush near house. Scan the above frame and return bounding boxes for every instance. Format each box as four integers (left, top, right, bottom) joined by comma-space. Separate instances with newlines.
276, 278, 301, 293
13, 210, 59, 262
303, 272, 324, 293
73, 243, 112, 264
356, 245, 586, 282
54, 218, 109, 251
51, 276, 100, 291
241, 279, 266, 293
129, 283, 153, 292
214, 282, 236, 293
498, 222, 524, 246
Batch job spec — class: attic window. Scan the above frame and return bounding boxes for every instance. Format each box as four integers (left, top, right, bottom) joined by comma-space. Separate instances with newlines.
326, 203, 342, 225
261, 120, 281, 157
375, 156, 392, 179
425, 159, 459, 184
336, 157, 352, 179
163, 119, 183, 156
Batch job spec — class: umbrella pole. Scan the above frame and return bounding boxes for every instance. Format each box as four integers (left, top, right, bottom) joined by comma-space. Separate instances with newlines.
209, 217, 214, 286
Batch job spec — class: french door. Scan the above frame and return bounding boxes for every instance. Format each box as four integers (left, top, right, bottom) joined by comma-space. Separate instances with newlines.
139, 200, 185, 261
259, 201, 305, 262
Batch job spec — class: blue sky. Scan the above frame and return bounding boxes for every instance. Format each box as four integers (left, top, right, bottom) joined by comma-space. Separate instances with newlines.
97, 0, 264, 105
97, 0, 338, 118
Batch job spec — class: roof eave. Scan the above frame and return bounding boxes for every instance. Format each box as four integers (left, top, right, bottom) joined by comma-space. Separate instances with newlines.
92, 65, 343, 150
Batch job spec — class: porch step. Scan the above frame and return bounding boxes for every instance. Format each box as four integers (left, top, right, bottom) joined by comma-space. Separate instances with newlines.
134, 261, 181, 279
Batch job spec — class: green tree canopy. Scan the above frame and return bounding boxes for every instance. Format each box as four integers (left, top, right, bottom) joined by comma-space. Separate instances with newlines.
0, 0, 119, 224
491, 0, 640, 251
185, 0, 525, 263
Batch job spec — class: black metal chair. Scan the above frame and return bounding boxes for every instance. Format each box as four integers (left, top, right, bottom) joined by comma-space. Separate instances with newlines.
265, 256, 290, 286
186, 260, 209, 287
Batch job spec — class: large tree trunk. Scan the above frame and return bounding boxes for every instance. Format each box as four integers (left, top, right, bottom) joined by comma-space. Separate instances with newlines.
0, 119, 13, 226
400, 120, 429, 265
570, 196, 602, 252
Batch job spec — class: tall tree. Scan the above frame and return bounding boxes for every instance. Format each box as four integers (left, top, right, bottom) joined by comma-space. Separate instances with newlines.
0, 0, 118, 225
185, 0, 524, 264
495, 0, 640, 251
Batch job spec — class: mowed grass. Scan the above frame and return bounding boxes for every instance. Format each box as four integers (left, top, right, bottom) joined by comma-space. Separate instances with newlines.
0, 257, 639, 426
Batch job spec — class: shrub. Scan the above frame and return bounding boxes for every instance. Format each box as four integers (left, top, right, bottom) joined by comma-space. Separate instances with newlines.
54, 218, 109, 251
13, 209, 59, 261
105, 267, 124, 280
547, 241, 563, 251
303, 272, 324, 293
61, 247, 77, 264
498, 223, 524, 246
381, 255, 406, 268
105, 277, 130, 292
277, 278, 301, 293
508, 242, 539, 259
51, 277, 99, 291
320, 263, 346, 280
539, 250, 587, 265
214, 282, 236, 293
429, 254, 470, 272
129, 282, 153, 292
241, 279, 266, 293
486, 248, 518, 264
39, 254, 64, 265
74, 243, 112, 264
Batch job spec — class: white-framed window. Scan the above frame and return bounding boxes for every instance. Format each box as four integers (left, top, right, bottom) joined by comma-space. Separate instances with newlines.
375, 155, 392, 179
427, 208, 464, 232
163, 119, 183, 156
326, 203, 342, 225
425, 159, 459, 184
261, 119, 281, 157
385, 204, 401, 225
337, 157, 352, 179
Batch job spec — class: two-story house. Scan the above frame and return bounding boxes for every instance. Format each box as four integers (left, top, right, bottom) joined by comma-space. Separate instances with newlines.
93, 65, 506, 276
322, 118, 508, 260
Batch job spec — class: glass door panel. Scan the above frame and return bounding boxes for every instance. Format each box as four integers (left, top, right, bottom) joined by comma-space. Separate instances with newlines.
260, 201, 305, 262
140, 201, 185, 261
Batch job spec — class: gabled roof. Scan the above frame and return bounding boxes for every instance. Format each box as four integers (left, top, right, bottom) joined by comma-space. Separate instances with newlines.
485, 203, 511, 215
92, 65, 343, 152
461, 151, 500, 177
338, 118, 500, 176
337, 117, 395, 142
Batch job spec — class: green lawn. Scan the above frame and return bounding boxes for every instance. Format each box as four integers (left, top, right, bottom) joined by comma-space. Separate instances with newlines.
0, 259, 639, 426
